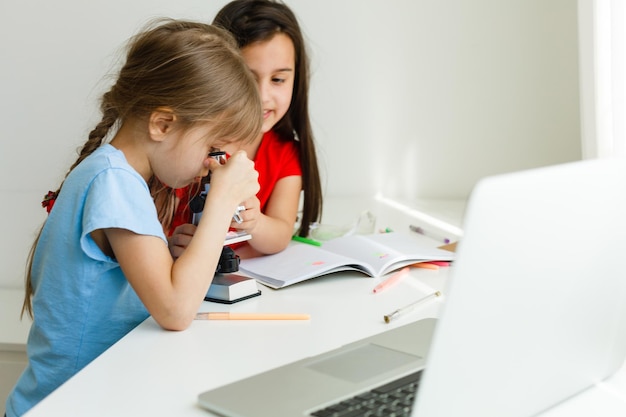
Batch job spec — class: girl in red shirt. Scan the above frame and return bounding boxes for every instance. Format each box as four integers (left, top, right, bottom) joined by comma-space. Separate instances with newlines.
166, 0, 323, 259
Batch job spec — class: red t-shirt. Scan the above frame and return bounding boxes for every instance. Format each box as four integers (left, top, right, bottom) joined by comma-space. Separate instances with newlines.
167, 130, 301, 236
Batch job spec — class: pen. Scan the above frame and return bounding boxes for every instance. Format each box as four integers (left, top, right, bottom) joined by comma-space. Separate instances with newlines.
195, 312, 310, 320
384, 291, 442, 323
409, 225, 451, 244
373, 267, 410, 293
292, 235, 322, 246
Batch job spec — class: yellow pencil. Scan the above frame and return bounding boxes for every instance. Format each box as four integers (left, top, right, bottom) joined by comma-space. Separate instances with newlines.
195, 312, 310, 321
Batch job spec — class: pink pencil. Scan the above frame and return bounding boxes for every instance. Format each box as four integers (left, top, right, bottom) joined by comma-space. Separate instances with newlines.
425, 261, 451, 267
373, 267, 410, 293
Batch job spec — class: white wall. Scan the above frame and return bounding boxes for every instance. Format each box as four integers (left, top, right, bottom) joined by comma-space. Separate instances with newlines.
0, 0, 580, 288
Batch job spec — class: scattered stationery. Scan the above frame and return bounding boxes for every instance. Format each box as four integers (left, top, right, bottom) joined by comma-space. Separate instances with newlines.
409, 224, 452, 244
194, 312, 310, 320
239, 232, 454, 289
411, 260, 452, 270
373, 267, 410, 293
384, 291, 442, 323
424, 261, 451, 267
412, 262, 440, 270
438, 241, 458, 252
204, 274, 261, 304
291, 235, 322, 246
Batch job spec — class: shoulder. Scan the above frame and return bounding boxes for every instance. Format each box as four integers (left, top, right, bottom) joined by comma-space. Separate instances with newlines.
71, 146, 160, 234
71, 145, 147, 191
93, 145, 142, 176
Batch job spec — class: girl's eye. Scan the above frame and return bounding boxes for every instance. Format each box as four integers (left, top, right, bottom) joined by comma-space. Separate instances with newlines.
272, 77, 286, 84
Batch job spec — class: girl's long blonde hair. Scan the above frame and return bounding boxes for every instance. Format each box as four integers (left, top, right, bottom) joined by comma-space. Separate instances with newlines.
22, 19, 262, 318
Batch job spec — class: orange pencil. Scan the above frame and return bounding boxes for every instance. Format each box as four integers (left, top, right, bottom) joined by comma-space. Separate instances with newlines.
195, 312, 310, 320
412, 262, 439, 270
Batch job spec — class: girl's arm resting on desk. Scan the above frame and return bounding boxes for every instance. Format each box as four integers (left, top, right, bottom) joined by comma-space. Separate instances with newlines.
104, 208, 228, 331
233, 175, 302, 256
106, 154, 259, 331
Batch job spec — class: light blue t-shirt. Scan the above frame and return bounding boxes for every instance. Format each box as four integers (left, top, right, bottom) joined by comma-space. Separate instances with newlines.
6, 144, 167, 417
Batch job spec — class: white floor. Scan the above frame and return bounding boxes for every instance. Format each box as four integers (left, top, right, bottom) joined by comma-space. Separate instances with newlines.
0, 344, 27, 416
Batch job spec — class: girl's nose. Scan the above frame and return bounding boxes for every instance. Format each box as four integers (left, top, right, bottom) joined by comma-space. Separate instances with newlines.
257, 80, 270, 103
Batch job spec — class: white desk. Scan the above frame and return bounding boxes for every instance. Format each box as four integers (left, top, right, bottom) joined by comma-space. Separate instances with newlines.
23, 265, 449, 417
22, 265, 626, 417
20, 198, 626, 417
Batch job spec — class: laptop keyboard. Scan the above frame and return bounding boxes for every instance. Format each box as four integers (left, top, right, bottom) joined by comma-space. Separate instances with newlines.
310, 370, 422, 417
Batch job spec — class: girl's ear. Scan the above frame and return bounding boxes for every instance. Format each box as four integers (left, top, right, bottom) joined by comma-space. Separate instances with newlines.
148, 108, 177, 142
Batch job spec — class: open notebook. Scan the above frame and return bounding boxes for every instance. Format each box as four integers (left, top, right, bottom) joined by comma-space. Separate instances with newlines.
240, 232, 454, 289
198, 157, 626, 417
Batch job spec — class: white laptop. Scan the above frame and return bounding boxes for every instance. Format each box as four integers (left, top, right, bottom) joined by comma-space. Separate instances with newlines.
198, 157, 626, 417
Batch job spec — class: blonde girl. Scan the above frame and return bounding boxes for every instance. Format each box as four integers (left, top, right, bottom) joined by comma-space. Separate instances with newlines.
6, 19, 261, 417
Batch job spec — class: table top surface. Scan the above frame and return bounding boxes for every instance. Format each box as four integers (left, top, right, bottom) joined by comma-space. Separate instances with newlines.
23, 261, 626, 417
18, 197, 626, 417
25, 260, 450, 417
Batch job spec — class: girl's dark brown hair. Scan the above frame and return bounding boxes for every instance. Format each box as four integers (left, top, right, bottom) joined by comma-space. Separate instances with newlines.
214, 0, 323, 237
22, 18, 262, 318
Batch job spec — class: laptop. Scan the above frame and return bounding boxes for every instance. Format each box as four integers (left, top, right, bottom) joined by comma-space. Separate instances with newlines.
198, 157, 626, 417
